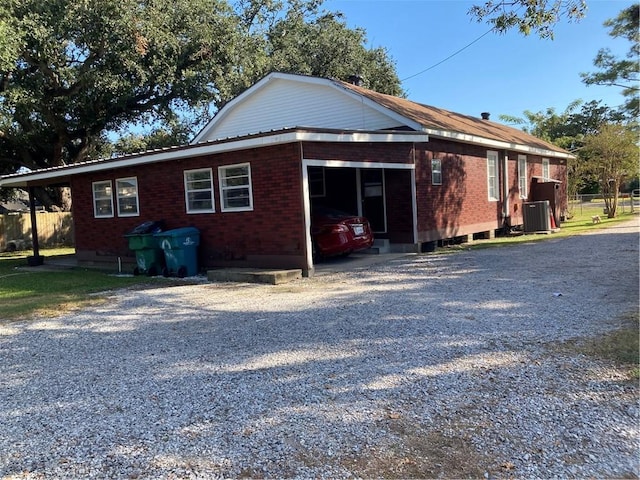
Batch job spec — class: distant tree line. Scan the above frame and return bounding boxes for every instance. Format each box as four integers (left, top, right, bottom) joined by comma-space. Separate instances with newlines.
493, 2, 639, 217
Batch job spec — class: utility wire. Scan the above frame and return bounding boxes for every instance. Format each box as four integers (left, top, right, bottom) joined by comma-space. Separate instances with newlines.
401, 27, 495, 82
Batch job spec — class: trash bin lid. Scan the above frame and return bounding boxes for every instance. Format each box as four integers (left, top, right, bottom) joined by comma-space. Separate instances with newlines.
155, 227, 200, 238
126, 220, 164, 235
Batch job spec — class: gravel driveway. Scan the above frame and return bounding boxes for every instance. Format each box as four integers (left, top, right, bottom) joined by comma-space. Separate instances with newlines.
2, 220, 639, 479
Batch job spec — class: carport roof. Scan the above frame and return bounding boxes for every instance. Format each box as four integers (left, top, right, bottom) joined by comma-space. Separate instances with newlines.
0, 127, 428, 188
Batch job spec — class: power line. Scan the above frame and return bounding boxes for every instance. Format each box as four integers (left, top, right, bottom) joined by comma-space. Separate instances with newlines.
401, 27, 495, 82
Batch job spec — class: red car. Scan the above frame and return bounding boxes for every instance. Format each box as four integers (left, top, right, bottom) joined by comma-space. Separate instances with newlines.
311, 207, 374, 258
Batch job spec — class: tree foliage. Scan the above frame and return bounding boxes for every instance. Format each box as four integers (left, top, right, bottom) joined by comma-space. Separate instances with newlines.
264, 10, 402, 95
582, 123, 639, 217
581, 3, 640, 119
468, 0, 587, 39
0, 0, 401, 208
0, 0, 239, 181
500, 100, 630, 197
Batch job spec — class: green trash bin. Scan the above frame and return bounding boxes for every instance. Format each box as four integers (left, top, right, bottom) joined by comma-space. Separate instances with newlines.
154, 227, 200, 278
124, 221, 165, 276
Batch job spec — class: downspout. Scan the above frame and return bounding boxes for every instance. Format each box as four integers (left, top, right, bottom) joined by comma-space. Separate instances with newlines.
502, 151, 510, 229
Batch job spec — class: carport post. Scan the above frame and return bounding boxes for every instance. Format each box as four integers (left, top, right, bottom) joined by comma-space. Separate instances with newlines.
27, 187, 44, 266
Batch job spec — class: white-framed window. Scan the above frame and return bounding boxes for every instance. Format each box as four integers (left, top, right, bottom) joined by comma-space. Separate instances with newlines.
431, 158, 442, 185
92, 180, 114, 218
518, 155, 528, 198
184, 168, 215, 213
116, 177, 139, 217
219, 163, 253, 212
487, 151, 499, 201
542, 158, 550, 180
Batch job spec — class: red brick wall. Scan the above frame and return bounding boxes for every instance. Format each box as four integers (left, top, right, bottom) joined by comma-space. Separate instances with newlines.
303, 142, 414, 164
415, 139, 502, 241
384, 169, 414, 243
414, 140, 568, 240
71, 143, 306, 269
69, 138, 569, 268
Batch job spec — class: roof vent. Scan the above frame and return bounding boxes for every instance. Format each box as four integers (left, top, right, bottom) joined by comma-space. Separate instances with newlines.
481, 112, 490, 120
348, 74, 364, 86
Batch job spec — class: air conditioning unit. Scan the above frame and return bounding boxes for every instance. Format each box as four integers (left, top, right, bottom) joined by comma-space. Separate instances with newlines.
523, 200, 551, 233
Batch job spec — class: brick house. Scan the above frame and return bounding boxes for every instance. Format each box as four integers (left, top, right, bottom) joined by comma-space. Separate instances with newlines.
0, 72, 572, 276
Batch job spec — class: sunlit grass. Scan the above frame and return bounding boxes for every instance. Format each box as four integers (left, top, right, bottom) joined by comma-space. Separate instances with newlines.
460, 206, 638, 251
562, 312, 640, 381
0, 248, 159, 321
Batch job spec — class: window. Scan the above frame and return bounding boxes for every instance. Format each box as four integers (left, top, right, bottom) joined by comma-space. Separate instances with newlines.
431, 158, 442, 185
518, 155, 528, 198
219, 163, 253, 212
542, 158, 550, 180
487, 151, 499, 201
116, 177, 139, 217
184, 168, 215, 213
92, 180, 114, 218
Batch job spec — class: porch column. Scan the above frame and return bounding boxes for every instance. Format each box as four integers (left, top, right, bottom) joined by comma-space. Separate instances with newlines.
27, 187, 44, 266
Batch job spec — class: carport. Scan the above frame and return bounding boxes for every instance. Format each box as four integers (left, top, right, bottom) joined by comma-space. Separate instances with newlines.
1, 176, 72, 266
301, 157, 418, 274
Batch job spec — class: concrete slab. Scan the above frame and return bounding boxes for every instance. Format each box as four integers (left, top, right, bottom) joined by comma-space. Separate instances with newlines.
313, 252, 413, 275
207, 268, 302, 285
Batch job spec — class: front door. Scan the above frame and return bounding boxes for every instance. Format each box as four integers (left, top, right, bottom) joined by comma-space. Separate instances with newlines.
359, 169, 386, 233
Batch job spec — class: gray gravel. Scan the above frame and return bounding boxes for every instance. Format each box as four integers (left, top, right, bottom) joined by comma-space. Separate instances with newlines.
1, 219, 639, 479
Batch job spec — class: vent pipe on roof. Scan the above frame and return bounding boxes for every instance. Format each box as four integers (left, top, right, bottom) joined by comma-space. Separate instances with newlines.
348, 74, 364, 86
481, 112, 491, 120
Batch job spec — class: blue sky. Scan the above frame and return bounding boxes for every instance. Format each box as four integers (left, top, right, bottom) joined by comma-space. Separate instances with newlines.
323, 0, 633, 123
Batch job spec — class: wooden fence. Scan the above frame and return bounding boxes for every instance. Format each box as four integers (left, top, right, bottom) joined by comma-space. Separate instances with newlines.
0, 212, 74, 251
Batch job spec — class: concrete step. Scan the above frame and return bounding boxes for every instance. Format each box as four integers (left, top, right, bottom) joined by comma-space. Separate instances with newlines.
207, 268, 302, 285
361, 239, 390, 255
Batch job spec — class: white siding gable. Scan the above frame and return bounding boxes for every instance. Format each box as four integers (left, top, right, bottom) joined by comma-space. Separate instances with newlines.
194, 75, 406, 142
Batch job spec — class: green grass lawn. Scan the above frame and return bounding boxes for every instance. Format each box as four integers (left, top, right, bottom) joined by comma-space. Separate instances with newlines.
460, 205, 638, 251
0, 248, 162, 321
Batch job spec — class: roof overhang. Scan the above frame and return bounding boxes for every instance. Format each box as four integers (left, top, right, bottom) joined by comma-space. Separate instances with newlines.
0, 128, 429, 188
421, 128, 575, 160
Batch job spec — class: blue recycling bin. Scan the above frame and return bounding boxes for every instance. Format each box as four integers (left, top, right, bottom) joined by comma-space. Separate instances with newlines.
154, 227, 200, 277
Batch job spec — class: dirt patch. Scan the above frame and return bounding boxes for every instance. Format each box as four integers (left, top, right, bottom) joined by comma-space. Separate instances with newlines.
295, 414, 499, 479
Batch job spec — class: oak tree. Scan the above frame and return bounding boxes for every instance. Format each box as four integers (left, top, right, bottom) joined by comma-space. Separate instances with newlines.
0, 0, 401, 208
468, 0, 587, 39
